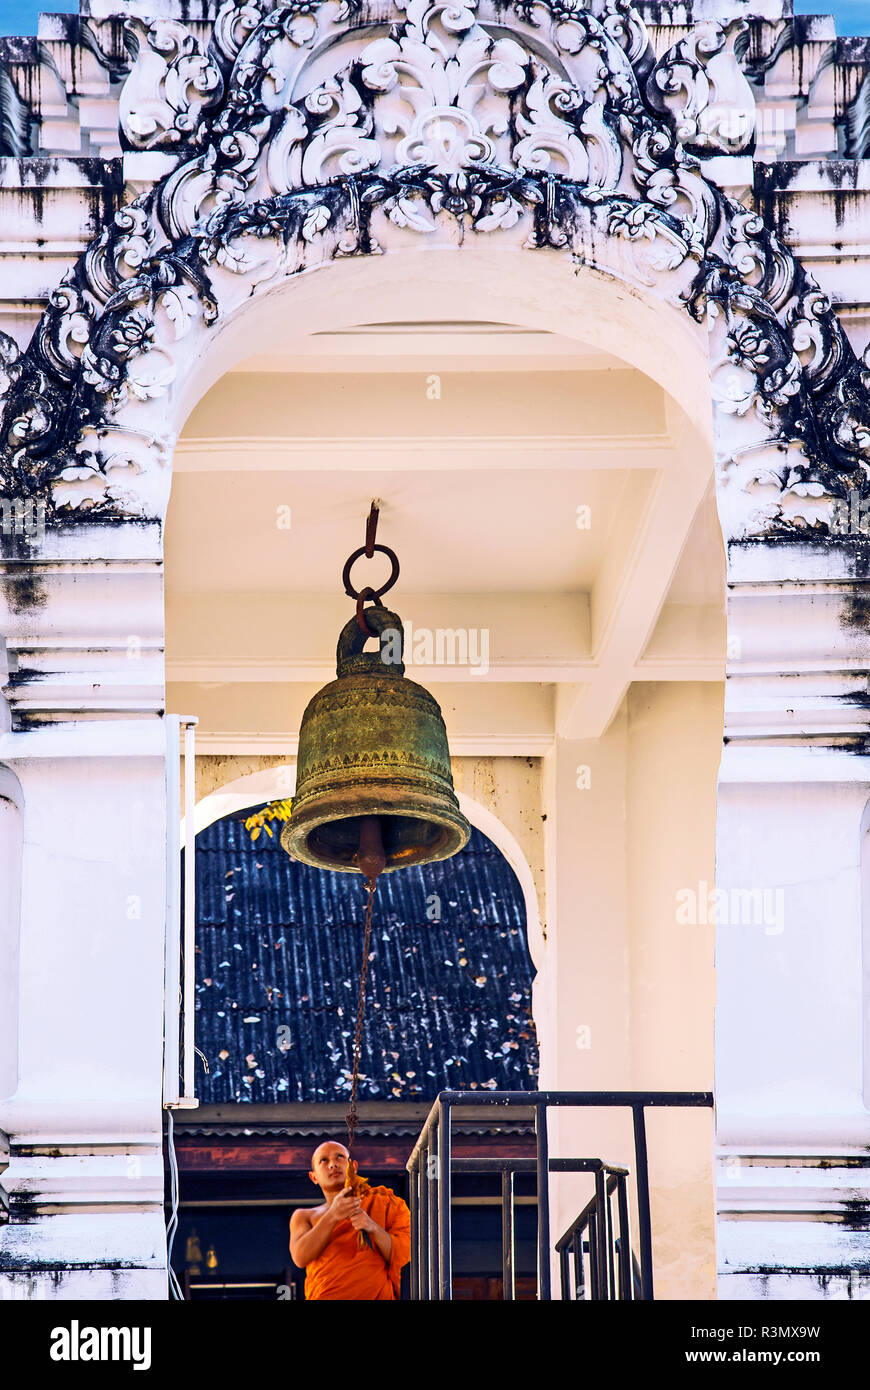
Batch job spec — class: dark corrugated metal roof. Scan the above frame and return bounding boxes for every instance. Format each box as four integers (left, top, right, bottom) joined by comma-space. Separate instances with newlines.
189, 815, 539, 1104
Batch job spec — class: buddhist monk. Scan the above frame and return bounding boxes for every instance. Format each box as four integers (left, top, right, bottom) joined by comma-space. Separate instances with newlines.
290, 1140, 411, 1300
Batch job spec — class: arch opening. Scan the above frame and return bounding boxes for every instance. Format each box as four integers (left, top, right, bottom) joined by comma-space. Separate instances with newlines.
166, 277, 725, 1291
188, 804, 538, 1105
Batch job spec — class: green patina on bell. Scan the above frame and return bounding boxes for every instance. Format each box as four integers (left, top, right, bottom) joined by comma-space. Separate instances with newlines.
281, 604, 471, 874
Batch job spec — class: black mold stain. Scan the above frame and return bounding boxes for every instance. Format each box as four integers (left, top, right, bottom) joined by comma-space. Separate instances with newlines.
0, 38, 39, 66
752, 163, 795, 243
733, 538, 870, 579
751, 159, 866, 237
739, 1263, 870, 1278
839, 590, 870, 636
0, 529, 47, 615
4, 1189, 36, 1223
0, 1252, 138, 1271
841, 688, 870, 710
13, 714, 66, 730
841, 1198, 870, 1230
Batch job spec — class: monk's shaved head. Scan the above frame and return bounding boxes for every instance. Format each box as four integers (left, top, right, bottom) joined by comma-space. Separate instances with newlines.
308, 1141, 355, 1194
311, 1141, 349, 1169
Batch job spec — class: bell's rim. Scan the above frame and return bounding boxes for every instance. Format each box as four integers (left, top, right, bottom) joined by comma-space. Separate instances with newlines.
292, 761, 456, 808
280, 797, 471, 874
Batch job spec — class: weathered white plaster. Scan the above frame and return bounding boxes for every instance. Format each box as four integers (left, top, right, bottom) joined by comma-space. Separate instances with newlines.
1, 0, 870, 1303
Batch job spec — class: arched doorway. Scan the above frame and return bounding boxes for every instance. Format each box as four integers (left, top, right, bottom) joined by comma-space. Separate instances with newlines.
174, 803, 539, 1298
192, 811, 537, 1104
164, 283, 725, 1294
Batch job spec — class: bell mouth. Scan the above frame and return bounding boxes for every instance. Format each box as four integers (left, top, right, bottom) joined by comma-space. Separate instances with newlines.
281, 804, 470, 873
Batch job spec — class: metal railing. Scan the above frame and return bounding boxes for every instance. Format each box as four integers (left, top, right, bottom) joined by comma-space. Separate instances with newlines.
405, 1090, 714, 1301
555, 1163, 634, 1300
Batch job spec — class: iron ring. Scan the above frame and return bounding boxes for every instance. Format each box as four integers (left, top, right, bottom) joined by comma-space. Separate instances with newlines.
342, 542, 400, 602
356, 589, 379, 637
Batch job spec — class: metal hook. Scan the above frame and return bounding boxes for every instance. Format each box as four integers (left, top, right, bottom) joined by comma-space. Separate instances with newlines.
365, 500, 380, 558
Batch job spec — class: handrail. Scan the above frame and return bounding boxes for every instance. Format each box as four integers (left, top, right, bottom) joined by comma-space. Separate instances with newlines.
406, 1089, 714, 1301
555, 1167, 631, 1300
554, 1167, 630, 1250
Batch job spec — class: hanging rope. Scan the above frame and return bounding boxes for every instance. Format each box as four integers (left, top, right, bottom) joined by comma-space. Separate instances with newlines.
346, 875, 379, 1252
346, 874, 377, 1158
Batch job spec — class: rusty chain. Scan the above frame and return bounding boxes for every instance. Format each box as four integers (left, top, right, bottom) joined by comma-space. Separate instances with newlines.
342, 501, 400, 637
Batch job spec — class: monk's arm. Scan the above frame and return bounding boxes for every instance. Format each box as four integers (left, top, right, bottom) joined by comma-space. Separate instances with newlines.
357, 1213, 392, 1265
351, 1195, 411, 1275
290, 1206, 341, 1267
386, 1197, 412, 1272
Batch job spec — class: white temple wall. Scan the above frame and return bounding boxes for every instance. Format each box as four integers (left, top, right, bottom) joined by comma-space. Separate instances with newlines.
714, 540, 870, 1297
2, 0, 870, 1301
0, 769, 23, 1105
0, 724, 168, 1297
0, 521, 168, 1296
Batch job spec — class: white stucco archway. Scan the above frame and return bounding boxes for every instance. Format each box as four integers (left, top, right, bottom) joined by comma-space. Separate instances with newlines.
3, 0, 867, 543
168, 243, 714, 448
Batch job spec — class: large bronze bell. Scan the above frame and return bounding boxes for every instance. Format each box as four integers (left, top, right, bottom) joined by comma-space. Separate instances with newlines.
281, 604, 471, 874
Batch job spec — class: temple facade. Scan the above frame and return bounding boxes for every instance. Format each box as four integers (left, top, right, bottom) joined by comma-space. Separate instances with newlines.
2, 0, 870, 1300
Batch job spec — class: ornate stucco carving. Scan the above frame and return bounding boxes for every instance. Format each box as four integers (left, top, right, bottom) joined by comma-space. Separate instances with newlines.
119, 18, 225, 151
1, 0, 868, 537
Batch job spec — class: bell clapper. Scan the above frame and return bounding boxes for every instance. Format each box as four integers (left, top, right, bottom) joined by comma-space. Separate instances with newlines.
356, 814, 386, 883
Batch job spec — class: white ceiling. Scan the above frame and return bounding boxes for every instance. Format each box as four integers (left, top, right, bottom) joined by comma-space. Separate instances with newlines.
165, 466, 634, 596
165, 322, 724, 744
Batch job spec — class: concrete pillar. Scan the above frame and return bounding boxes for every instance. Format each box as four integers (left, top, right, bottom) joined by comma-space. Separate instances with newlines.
0, 525, 169, 1298
716, 540, 870, 1298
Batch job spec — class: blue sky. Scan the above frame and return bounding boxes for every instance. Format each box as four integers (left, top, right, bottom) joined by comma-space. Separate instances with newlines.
0, 0, 868, 35
800, 0, 870, 32
1, 1, 76, 34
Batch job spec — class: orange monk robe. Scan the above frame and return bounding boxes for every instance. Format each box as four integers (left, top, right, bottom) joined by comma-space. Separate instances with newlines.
304, 1185, 411, 1302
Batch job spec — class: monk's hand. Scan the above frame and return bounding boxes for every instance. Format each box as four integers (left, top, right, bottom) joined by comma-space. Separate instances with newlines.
349, 1209, 376, 1233
330, 1187, 362, 1224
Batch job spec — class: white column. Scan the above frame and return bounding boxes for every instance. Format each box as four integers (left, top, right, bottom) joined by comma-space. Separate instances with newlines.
0, 525, 169, 1299
542, 720, 633, 1290
716, 540, 870, 1298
